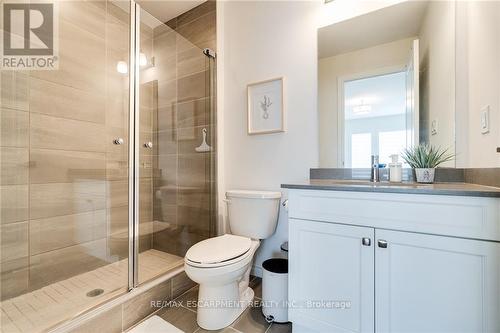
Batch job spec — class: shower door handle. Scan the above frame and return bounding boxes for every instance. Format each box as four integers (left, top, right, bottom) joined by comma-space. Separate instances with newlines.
143, 142, 153, 148
113, 138, 124, 145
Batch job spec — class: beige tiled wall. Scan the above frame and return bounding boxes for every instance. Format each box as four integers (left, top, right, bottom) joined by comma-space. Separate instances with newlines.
151, 0, 217, 257
0, 0, 143, 299
0, 0, 215, 307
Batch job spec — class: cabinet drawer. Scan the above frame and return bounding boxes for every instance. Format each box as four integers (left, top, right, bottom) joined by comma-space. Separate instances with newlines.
288, 190, 500, 241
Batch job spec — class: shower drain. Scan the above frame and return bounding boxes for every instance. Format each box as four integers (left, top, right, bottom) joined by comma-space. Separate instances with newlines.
86, 289, 104, 297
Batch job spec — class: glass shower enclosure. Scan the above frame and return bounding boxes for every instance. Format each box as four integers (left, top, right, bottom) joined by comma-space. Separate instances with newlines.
0, 1, 216, 331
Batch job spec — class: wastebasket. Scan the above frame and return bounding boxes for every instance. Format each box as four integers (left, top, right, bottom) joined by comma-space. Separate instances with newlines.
261, 258, 288, 323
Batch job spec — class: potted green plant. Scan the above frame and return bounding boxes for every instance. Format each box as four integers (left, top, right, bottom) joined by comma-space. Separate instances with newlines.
401, 144, 455, 183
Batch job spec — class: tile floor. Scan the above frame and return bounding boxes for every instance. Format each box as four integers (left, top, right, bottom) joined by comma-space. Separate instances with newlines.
138, 276, 292, 333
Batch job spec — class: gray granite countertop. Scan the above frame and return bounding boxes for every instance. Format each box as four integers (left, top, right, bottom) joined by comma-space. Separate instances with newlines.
281, 179, 500, 198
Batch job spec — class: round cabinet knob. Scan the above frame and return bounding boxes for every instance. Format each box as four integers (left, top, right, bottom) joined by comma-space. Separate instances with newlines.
113, 138, 124, 145
144, 141, 153, 148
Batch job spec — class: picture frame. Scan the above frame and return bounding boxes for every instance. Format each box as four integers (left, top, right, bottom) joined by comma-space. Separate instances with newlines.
247, 77, 285, 135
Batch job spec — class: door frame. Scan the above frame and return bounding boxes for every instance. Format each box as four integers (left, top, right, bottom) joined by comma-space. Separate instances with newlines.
337, 65, 406, 167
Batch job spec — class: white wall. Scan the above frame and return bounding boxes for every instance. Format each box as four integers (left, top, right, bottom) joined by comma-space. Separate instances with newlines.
456, 1, 500, 168
418, 1, 456, 166
218, 1, 320, 275
318, 38, 413, 167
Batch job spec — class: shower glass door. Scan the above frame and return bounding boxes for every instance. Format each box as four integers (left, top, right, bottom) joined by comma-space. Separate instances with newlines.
135, 4, 216, 285
1, 1, 131, 331
0, 1, 216, 331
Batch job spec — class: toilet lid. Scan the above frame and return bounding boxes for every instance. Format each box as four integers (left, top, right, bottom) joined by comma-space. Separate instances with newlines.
185, 234, 252, 265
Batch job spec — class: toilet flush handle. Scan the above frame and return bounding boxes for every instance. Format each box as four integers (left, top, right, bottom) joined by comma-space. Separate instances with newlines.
282, 199, 289, 212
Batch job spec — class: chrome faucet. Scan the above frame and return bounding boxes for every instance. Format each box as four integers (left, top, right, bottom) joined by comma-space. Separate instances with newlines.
371, 155, 380, 182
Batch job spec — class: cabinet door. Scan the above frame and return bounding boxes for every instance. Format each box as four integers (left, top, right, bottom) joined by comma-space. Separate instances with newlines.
375, 229, 500, 333
289, 219, 375, 333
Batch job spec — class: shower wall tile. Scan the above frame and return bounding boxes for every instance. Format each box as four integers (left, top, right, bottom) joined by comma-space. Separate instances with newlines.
177, 70, 208, 102
106, 60, 129, 92
157, 130, 178, 155
176, 98, 210, 129
0, 257, 29, 301
1, 221, 29, 262
30, 149, 106, 184
156, 53, 177, 83
107, 180, 129, 208
177, 46, 207, 78
140, 179, 153, 225
0, 147, 28, 185
0, 108, 29, 148
177, 205, 210, 237
0, 185, 28, 224
157, 80, 178, 108
177, 0, 216, 27
153, 31, 177, 60
140, 82, 155, 110
176, 11, 216, 52
59, 0, 106, 39
29, 78, 106, 124
122, 278, 172, 329
157, 154, 178, 186
155, 106, 176, 131
29, 239, 108, 290
105, 95, 128, 129
30, 113, 106, 152
177, 186, 210, 210
29, 210, 107, 255
0, 71, 29, 112
108, 206, 128, 235
177, 153, 210, 187
30, 20, 106, 93
106, 4, 129, 52
30, 182, 106, 220
106, 157, 129, 181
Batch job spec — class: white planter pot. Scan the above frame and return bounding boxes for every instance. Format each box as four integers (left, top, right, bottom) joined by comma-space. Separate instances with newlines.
415, 168, 435, 183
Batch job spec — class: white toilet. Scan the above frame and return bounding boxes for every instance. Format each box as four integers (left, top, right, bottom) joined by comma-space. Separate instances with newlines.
184, 190, 281, 330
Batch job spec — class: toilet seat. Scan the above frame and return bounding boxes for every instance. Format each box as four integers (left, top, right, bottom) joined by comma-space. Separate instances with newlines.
185, 234, 253, 268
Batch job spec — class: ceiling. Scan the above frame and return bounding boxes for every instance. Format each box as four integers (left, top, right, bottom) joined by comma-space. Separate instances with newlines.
318, 1, 428, 59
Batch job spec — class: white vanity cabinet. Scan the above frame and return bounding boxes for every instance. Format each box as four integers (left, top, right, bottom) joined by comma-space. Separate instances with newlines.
287, 189, 500, 333
289, 219, 375, 333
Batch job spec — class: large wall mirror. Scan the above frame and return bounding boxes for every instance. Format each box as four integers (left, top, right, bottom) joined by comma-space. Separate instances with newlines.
318, 0, 500, 169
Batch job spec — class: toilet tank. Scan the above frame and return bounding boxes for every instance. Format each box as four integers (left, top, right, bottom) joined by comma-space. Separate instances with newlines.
226, 190, 281, 239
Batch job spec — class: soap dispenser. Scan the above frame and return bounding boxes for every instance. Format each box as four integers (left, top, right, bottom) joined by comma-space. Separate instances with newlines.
389, 154, 402, 182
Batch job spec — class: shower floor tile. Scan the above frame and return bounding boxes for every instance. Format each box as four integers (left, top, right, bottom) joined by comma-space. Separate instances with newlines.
0, 250, 183, 333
